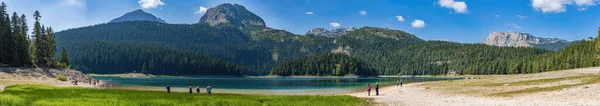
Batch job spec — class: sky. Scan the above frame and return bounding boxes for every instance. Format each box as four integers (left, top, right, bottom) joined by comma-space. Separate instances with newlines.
3, 0, 600, 43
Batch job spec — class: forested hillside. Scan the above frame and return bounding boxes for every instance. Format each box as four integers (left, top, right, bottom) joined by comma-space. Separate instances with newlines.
334, 27, 551, 75
505, 41, 599, 74
270, 53, 377, 76
55, 21, 336, 75
65, 41, 244, 75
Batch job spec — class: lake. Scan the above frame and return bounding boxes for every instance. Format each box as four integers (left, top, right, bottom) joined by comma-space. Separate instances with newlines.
93, 76, 459, 91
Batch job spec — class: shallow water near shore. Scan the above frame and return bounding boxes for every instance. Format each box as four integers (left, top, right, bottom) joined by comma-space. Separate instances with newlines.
93, 76, 459, 93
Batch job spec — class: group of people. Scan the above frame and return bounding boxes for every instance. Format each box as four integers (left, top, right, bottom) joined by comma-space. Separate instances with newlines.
166, 84, 212, 95
367, 80, 402, 96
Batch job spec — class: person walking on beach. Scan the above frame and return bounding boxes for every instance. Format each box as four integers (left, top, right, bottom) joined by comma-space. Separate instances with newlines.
367, 83, 372, 96
166, 84, 171, 93
375, 82, 379, 96
109, 79, 112, 88
400, 79, 403, 87
396, 80, 399, 87
189, 85, 193, 94
207, 84, 212, 95
196, 86, 200, 94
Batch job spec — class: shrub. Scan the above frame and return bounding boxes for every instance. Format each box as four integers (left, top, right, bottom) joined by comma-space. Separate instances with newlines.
57, 75, 67, 81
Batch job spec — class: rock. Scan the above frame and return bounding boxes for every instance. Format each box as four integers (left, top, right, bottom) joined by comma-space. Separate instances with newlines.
0, 68, 93, 83
198, 3, 265, 27
109, 9, 166, 23
482, 32, 569, 47
305, 27, 357, 37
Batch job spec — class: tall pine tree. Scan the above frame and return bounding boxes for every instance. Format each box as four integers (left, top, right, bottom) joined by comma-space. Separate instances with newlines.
32, 11, 46, 67
18, 14, 31, 66
45, 27, 56, 67
59, 48, 70, 68
0, 2, 14, 65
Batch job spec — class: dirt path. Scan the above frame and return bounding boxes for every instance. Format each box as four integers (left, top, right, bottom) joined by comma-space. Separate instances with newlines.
348, 67, 600, 106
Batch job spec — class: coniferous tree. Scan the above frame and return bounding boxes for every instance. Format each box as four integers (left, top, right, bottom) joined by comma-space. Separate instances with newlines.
32, 10, 45, 67
9, 12, 32, 66
596, 27, 600, 59
0, 2, 14, 65
45, 27, 56, 67
58, 48, 70, 68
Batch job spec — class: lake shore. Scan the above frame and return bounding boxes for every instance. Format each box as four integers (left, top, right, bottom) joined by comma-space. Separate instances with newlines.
5, 67, 600, 105
348, 67, 600, 105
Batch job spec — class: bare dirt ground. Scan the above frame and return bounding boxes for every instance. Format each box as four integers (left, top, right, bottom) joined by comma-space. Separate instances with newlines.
349, 67, 600, 106
0, 68, 95, 91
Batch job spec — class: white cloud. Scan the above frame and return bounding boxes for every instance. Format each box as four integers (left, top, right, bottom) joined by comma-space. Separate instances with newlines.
495, 14, 501, 18
359, 10, 367, 16
516, 15, 527, 19
195, 6, 208, 14
531, 0, 599, 13
305, 12, 314, 15
437, 0, 468, 13
411, 20, 425, 28
138, 0, 164, 9
395, 16, 405, 22
329, 22, 341, 28
575, 0, 597, 6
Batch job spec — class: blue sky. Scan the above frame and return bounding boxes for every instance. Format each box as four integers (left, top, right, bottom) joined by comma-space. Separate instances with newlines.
3, 0, 600, 43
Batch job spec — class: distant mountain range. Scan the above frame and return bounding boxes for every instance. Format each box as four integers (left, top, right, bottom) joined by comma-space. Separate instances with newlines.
54, 3, 594, 76
482, 32, 571, 51
305, 27, 357, 37
109, 9, 166, 23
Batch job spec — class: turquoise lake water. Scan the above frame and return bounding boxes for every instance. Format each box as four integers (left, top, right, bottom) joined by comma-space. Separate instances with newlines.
93, 76, 459, 90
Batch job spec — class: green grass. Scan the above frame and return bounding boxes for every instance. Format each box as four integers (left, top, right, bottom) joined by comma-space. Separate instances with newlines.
490, 75, 600, 97
0, 85, 367, 106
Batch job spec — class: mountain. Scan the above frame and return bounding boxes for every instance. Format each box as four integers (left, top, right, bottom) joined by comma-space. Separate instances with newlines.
198, 3, 265, 27
108, 9, 166, 23
482, 32, 571, 50
55, 3, 597, 76
305, 27, 356, 37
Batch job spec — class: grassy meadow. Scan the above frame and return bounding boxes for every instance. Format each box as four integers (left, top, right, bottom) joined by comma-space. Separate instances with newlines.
0, 85, 367, 106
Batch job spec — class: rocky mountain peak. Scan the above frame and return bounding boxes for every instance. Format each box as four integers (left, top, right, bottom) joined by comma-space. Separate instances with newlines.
198, 3, 265, 27
109, 9, 166, 23
305, 27, 357, 37
482, 32, 570, 48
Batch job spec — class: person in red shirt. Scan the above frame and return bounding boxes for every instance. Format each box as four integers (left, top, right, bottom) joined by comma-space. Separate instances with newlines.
367, 83, 372, 96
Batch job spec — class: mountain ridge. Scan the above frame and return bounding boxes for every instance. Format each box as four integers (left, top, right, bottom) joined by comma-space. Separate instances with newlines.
482, 32, 571, 50
109, 9, 166, 23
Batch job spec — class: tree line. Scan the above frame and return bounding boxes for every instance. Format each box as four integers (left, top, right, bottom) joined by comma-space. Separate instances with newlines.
0, 2, 69, 68
64, 41, 244, 75
270, 53, 377, 76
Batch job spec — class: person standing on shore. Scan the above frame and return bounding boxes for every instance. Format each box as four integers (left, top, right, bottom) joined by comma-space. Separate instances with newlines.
166, 84, 171, 93
396, 80, 399, 87
196, 86, 200, 94
109, 79, 112, 89
400, 79, 403, 87
189, 85, 193, 94
206, 84, 212, 95
367, 83, 372, 96
375, 82, 379, 96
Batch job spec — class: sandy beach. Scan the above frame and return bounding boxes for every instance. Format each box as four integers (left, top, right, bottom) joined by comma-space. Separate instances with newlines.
348, 67, 600, 106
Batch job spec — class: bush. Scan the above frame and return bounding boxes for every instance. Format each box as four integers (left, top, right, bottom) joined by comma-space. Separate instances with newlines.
57, 75, 67, 81
58, 63, 70, 69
